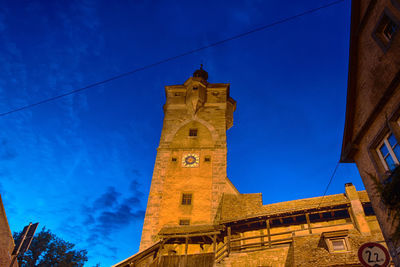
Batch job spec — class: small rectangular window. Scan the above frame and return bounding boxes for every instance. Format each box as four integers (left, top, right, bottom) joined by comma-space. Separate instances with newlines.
322, 230, 349, 253
179, 219, 190, 225
172, 157, 177, 162
331, 239, 346, 251
193, 87, 198, 91
189, 129, 198, 137
204, 156, 211, 162
181, 193, 192, 205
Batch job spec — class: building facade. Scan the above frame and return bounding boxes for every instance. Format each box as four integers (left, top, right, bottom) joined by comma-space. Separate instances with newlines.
139, 66, 238, 252
0, 195, 18, 267
114, 68, 393, 266
340, 0, 400, 265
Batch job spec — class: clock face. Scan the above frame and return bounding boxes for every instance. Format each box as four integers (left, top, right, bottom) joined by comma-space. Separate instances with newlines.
182, 153, 200, 167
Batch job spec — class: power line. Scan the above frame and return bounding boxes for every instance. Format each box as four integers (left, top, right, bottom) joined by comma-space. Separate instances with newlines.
0, 0, 345, 118
317, 161, 340, 209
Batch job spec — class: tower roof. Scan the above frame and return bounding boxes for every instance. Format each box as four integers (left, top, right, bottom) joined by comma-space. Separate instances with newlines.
193, 64, 208, 81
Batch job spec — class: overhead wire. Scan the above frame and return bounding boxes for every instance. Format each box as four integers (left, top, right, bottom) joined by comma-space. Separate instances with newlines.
0, 0, 345, 117
316, 161, 340, 209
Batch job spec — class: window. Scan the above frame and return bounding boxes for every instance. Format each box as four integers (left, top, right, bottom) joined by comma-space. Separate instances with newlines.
391, 0, 400, 12
179, 219, 190, 225
193, 86, 198, 91
181, 193, 192, 205
372, 10, 399, 51
377, 132, 400, 171
204, 156, 211, 162
172, 157, 177, 162
330, 239, 347, 252
189, 129, 198, 137
322, 230, 349, 253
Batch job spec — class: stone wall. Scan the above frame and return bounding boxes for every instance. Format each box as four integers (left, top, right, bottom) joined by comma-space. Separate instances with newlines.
139, 74, 238, 251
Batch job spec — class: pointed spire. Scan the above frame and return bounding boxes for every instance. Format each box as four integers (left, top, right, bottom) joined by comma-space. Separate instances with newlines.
193, 64, 208, 81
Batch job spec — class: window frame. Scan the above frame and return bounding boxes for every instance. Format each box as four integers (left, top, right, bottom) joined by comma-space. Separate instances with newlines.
181, 193, 193, 206
189, 128, 198, 137
376, 132, 400, 171
322, 230, 350, 253
368, 107, 400, 180
179, 219, 190, 226
328, 238, 349, 253
372, 8, 400, 52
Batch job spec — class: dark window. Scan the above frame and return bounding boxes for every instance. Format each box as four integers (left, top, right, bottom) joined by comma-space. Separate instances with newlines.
282, 217, 294, 224
392, 0, 400, 11
271, 219, 281, 226
295, 215, 307, 223
334, 209, 350, 219
204, 156, 211, 162
189, 129, 198, 137
383, 19, 398, 40
309, 213, 321, 221
372, 10, 399, 51
181, 193, 192, 205
322, 212, 333, 219
193, 87, 198, 91
363, 204, 375, 216
172, 157, 177, 162
179, 219, 190, 225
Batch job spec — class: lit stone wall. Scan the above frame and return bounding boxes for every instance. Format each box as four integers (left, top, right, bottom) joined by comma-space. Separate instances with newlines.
139, 74, 238, 251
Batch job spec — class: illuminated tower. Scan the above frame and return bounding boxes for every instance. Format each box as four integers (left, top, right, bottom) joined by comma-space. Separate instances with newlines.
139, 66, 238, 251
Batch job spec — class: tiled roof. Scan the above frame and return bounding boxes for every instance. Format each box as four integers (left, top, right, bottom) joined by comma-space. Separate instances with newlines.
218, 190, 370, 223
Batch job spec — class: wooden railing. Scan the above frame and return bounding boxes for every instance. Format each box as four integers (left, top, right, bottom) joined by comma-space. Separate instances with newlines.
215, 229, 293, 263
214, 222, 354, 264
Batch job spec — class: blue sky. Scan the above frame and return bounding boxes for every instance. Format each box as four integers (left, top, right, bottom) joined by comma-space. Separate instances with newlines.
0, 0, 362, 266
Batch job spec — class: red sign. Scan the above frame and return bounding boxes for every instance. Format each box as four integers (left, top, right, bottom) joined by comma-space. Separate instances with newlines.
358, 242, 390, 267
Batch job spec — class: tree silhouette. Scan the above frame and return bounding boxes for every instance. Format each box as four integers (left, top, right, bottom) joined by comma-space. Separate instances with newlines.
13, 227, 88, 267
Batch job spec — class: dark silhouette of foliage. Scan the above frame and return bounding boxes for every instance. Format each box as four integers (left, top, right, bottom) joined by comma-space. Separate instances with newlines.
368, 166, 400, 242
13, 227, 88, 267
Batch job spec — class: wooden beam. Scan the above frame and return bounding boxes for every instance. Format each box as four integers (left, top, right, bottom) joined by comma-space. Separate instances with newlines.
185, 236, 188, 266
213, 234, 217, 254
159, 231, 221, 239
266, 219, 271, 248
260, 229, 265, 246
305, 213, 312, 234
227, 226, 231, 256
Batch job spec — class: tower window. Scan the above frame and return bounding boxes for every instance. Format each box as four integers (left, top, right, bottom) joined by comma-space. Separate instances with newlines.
204, 156, 211, 162
181, 193, 192, 205
172, 157, 177, 162
193, 86, 198, 91
179, 219, 190, 225
189, 129, 198, 137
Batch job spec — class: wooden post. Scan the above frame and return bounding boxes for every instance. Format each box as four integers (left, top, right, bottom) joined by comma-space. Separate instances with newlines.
305, 213, 312, 234
266, 219, 271, 248
185, 236, 189, 266
227, 226, 231, 256
260, 229, 265, 247
213, 234, 217, 254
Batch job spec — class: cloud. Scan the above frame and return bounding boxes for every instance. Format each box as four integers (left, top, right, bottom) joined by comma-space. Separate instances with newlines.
83, 180, 145, 250
0, 138, 17, 161
93, 187, 120, 209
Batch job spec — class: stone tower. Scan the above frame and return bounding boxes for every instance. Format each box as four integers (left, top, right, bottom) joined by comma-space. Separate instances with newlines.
139, 66, 239, 251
